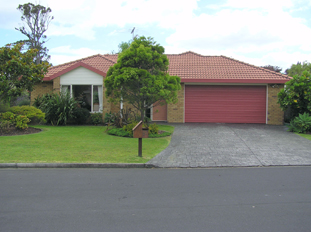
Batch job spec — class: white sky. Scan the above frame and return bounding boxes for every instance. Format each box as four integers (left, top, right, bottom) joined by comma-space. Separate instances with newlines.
1, 0, 311, 72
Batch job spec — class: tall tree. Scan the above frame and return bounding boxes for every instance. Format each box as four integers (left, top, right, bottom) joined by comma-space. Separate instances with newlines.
105, 36, 181, 123
261, 65, 282, 73
15, 3, 54, 64
285, 61, 311, 77
0, 43, 50, 103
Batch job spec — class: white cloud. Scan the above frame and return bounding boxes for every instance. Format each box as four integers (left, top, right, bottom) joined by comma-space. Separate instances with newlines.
49, 45, 108, 65
44, 0, 199, 40
165, 0, 311, 70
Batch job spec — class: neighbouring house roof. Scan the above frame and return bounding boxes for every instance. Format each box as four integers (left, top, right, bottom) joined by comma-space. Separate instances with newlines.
44, 51, 291, 84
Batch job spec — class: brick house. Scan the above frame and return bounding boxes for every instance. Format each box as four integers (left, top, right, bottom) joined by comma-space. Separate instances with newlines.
31, 51, 291, 125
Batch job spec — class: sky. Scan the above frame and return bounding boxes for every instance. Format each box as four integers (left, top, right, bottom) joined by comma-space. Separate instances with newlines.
1, 0, 311, 72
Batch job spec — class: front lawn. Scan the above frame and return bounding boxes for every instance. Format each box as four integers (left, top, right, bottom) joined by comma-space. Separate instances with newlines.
0, 125, 174, 163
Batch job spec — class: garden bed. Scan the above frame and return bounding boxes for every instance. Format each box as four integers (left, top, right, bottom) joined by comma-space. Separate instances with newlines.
107, 128, 172, 138
0, 127, 42, 136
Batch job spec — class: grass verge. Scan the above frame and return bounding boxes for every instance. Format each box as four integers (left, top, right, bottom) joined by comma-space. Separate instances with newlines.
296, 133, 311, 141
0, 125, 174, 163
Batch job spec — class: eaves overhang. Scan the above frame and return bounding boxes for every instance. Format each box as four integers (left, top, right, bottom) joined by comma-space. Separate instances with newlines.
43, 62, 107, 81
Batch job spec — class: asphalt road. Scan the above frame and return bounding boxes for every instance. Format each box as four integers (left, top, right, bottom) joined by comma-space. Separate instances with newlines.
1, 167, 311, 232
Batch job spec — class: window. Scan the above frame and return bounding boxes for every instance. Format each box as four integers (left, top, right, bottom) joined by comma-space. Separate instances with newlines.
61, 85, 103, 112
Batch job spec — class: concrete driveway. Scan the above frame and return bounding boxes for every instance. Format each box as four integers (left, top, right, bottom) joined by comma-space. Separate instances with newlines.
147, 123, 311, 168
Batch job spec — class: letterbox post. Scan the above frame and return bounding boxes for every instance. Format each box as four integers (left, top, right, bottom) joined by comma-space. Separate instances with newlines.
138, 138, 142, 157
133, 121, 146, 157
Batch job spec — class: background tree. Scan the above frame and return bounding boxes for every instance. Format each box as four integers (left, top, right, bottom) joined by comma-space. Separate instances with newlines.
104, 36, 181, 123
15, 3, 54, 64
0, 43, 50, 103
118, 40, 131, 53
285, 61, 311, 77
261, 65, 282, 73
278, 70, 311, 120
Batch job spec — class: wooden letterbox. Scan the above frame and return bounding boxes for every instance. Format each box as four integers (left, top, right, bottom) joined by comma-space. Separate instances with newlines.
133, 121, 148, 138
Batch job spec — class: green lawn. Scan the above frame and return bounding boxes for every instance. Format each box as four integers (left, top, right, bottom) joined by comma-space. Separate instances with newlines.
296, 133, 311, 141
0, 125, 174, 163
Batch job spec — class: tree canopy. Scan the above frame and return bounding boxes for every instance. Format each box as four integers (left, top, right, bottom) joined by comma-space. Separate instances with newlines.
0, 43, 50, 103
278, 70, 311, 120
104, 36, 181, 122
15, 3, 54, 64
285, 61, 311, 77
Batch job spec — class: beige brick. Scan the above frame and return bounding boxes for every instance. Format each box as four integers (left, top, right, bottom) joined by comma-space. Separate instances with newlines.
167, 83, 184, 123
267, 84, 284, 125
30, 81, 53, 104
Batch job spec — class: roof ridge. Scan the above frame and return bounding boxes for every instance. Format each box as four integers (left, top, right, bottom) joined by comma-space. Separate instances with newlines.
220, 55, 291, 80
101, 54, 118, 63
166, 51, 220, 57
48, 54, 104, 70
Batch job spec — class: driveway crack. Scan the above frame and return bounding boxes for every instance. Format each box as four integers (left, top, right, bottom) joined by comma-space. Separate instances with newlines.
228, 126, 264, 166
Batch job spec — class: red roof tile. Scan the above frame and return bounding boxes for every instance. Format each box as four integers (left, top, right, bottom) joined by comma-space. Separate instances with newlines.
44, 51, 291, 84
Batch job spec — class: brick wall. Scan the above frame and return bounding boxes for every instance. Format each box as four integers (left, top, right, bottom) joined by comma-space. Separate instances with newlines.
53, 77, 60, 93
167, 83, 184, 123
267, 84, 284, 125
30, 81, 53, 104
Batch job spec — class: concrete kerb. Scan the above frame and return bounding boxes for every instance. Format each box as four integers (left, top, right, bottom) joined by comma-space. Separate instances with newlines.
0, 163, 157, 169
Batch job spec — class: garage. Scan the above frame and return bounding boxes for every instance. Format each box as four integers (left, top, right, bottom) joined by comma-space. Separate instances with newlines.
185, 85, 267, 123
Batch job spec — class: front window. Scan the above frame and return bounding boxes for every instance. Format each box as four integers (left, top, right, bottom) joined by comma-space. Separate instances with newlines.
61, 84, 103, 112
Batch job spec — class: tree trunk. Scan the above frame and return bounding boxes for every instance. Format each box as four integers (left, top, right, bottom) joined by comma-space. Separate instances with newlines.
140, 109, 144, 123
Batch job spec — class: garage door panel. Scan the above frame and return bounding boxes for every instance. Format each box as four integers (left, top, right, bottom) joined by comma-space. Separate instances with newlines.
185, 85, 266, 123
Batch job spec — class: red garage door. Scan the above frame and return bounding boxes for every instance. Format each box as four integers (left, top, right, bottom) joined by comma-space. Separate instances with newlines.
185, 85, 266, 123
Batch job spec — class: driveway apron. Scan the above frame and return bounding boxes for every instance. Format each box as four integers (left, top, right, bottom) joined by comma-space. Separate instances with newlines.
147, 123, 311, 168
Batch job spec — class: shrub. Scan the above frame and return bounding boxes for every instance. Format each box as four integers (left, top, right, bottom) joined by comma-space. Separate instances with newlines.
104, 107, 136, 128
107, 128, 131, 137
148, 131, 171, 138
90, 113, 103, 125
18, 99, 30, 106
148, 123, 159, 134
72, 107, 90, 125
15, 115, 30, 130
35, 92, 77, 125
104, 112, 114, 124
33, 93, 53, 108
123, 121, 139, 136
0, 112, 30, 131
9, 106, 46, 124
1, 112, 16, 123
278, 71, 311, 120
107, 127, 171, 138
0, 120, 13, 133
288, 112, 311, 133
0, 101, 10, 113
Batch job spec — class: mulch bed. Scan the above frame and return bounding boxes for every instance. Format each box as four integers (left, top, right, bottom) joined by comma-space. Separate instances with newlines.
0, 127, 42, 136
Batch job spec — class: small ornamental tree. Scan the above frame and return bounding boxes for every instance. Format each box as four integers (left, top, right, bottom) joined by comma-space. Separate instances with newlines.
278, 70, 311, 119
104, 36, 181, 123
0, 43, 50, 103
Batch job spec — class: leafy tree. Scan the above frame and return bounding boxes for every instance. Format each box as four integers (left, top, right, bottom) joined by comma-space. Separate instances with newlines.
104, 36, 181, 123
15, 3, 54, 64
0, 43, 50, 103
285, 61, 311, 77
261, 65, 282, 73
278, 70, 311, 120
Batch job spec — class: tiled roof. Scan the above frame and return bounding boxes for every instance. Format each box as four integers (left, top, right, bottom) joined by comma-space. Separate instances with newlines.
167, 51, 290, 83
44, 51, 291, 83
43, 54, 116, 81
